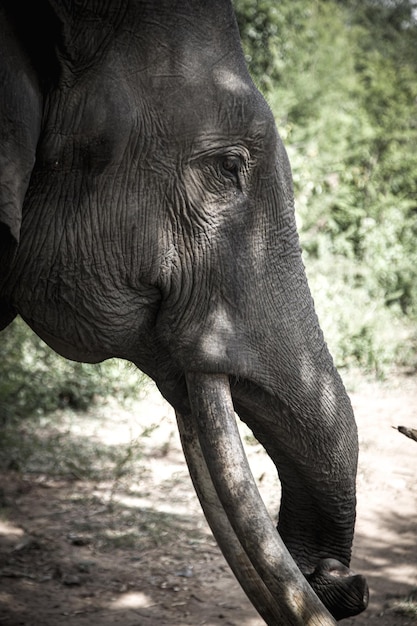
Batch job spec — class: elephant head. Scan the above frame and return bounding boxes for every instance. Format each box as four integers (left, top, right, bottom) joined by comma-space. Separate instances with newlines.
0, 0, 368, 622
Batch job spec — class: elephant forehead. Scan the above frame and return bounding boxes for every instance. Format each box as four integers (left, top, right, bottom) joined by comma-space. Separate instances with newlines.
147, 81, 272, 153
124, 7, 256, 126
146, 48, 252, 96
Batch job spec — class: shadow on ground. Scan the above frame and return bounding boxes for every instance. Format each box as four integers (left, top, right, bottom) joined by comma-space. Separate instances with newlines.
1, 472, 416, 625
347, 511, 417, 625
1, 379, 417, 625
0, 396, 267, 626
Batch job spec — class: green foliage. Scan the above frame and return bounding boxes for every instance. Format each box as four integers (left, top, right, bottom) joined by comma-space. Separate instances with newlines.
0, 402, 157, 489
235, 0, 417, 373
305, 253, 416, 376
0, 318, 148, 422
389, 588, 417, 619
234, 1, 305, 93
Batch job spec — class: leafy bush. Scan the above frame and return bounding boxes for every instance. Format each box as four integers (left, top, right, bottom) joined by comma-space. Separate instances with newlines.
235, 0, 417, 374
0, 318, 148, 422
305, 253, 416, 377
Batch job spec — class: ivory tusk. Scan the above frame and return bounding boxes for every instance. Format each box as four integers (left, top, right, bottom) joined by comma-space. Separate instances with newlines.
176, 408, 284, 624
183, 371, 336, 625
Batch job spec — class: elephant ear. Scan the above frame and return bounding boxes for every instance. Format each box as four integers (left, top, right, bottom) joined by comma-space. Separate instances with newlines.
0, 1, 59, 328
0, 6, 42, 289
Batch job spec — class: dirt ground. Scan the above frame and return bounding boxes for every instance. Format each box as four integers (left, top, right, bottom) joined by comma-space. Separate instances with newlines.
0, 373, 417, 625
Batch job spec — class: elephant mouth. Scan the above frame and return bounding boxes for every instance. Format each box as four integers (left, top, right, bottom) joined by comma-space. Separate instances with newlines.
176, 371, 368, 624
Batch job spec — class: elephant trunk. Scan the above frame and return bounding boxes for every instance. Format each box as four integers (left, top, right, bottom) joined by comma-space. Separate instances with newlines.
180, 371, 336, 625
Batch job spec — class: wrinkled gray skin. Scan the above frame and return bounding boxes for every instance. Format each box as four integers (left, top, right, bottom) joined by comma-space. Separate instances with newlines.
0, 0, 368, 622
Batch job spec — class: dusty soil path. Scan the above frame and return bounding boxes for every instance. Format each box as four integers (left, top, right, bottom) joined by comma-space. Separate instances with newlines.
0, 374, 416, 625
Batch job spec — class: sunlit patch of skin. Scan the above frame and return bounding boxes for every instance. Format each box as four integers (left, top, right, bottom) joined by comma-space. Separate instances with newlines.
213, 67, 253, 95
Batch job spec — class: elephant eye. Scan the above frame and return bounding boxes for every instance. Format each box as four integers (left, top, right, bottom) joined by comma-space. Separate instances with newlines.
220, 156, 241, 180
219, 155, 247, 193
197, 150, 248, 191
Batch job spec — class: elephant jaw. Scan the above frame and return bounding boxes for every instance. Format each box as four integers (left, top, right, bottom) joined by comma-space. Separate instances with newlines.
180, 371, 369, 624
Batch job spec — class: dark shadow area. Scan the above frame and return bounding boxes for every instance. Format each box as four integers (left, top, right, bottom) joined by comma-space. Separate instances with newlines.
346, 510, 417, 625
1, 379, 417, 625
2, 464, 416, 626
0, 409, 263, 626
344, 379, 417, 624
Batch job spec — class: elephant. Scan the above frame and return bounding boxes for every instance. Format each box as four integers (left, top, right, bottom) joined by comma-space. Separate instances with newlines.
0, 0, 369, 623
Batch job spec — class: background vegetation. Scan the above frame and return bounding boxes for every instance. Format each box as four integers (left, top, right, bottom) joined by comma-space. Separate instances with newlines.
0, 319, 146, 421
1, 0, 417, 423
235, 0, 417, 375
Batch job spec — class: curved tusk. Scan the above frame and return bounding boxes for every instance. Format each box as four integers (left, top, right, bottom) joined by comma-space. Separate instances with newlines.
184, 371, 336, 626
176, 408, 283, 624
